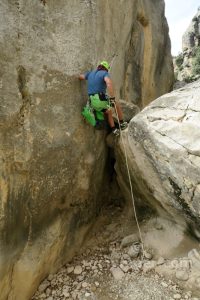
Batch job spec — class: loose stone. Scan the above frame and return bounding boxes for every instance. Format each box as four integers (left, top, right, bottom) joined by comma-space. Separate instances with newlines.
121, 234, 139, 248
120, 264, 129, 273
128, 244, 140, 259
157, 257, 165, 265
144, 250, 153, 260
95, 281, 100, 287
63, 290, 70, 298
143, 261, 156, 273
176, 269, 189, 281
161, 282, 168, 288
38, 281, 50, 292
173, 294, 181, 299
74, 266, 83, 275
67, 266, 74, 274
85, 292, 91, 297
47, 274, 54, 281
82, 282, 88, 288
110, 267, 125, 280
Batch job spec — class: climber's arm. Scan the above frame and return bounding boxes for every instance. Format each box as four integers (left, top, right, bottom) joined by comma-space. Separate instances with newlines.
104, 76, 115, 99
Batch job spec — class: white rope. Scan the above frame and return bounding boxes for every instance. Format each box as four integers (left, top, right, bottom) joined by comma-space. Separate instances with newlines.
113, 101, 145, 258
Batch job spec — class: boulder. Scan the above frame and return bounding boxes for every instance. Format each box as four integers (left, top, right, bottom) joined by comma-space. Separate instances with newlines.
121, 233, 139, 248
116, 100, 140, 122
115, 80, 200, 235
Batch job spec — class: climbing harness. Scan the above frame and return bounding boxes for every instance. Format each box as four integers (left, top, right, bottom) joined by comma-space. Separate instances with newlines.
81, 100, 106, 127
82, 93, 111, 128
113, 101, 145, 259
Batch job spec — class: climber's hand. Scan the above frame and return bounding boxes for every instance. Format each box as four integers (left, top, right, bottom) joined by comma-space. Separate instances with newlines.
109, 97, 116, 106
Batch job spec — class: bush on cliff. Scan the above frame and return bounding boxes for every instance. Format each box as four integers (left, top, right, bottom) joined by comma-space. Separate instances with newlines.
175, 54, 184, 69
192, 47, 200, 75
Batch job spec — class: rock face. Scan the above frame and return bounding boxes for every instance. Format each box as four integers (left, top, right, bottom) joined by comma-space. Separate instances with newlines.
118, 0, 174, 107
174, 8, 200, 84
182, 8, 200, 50
115, 80, 200, 236
0, 1, 173, 299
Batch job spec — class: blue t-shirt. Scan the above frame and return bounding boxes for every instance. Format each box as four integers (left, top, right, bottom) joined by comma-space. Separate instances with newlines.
85, 70, 110, 95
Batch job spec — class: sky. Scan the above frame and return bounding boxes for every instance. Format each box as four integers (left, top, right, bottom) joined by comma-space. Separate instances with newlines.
165, 0, 199, 56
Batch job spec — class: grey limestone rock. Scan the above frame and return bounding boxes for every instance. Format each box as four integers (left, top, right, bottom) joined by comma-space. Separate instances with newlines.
157, 257, 165, 266
144, 250, 153, 260
142, 261, 157, 273
128, 244, 141, 259
182, 9, 200, 50
175, 8, 200, 83
73, 266, 83, 275
115, 80, 200, 237
188, 249, 200, 271
121, 234, 140, 248
175, 269, 189, 281
110, 267, 125, 280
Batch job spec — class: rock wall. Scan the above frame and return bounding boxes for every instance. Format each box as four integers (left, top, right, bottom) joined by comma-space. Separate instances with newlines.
0, 1, 173, 299
112, 0, 174, 107
182, 8, 200, 50
174, 8, 200, 84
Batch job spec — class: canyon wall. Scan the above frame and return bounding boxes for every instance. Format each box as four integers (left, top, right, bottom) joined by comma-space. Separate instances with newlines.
0, 1, 173, 299
182, 8, 200, 50
174, 8, 200, 83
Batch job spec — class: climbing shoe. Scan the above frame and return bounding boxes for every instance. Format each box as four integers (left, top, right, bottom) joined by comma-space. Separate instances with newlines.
112, 128, 120, 136
120, 121, 128, 130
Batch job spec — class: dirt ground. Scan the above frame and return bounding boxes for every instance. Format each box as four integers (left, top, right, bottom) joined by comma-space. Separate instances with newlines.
32, 203, 200, 300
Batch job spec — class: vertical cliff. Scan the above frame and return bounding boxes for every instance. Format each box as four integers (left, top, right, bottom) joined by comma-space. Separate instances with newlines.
182, 7, 200, 50
97, 0, 174, 107
174, 7, 200, 83
0, 1, 173, 299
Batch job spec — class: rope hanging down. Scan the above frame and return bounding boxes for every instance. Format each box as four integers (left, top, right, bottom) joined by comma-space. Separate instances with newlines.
113, 101, 145, 258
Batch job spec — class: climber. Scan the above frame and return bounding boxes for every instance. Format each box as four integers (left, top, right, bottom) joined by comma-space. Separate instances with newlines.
79, 61, 127, 136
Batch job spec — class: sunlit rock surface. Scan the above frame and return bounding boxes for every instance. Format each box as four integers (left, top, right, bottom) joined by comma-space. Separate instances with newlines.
116, 80, 200, 235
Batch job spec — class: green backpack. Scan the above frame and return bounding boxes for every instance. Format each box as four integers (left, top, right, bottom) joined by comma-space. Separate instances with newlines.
81, 103, 104, 127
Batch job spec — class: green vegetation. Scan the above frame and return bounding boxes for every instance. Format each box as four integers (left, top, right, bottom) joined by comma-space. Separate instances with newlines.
192, 47, 200, 75
174, 47, 200, 83
184, 75, 194, 83
174, 71, 178, 81
192, 16, 198, 22
175, 54, 184, 69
